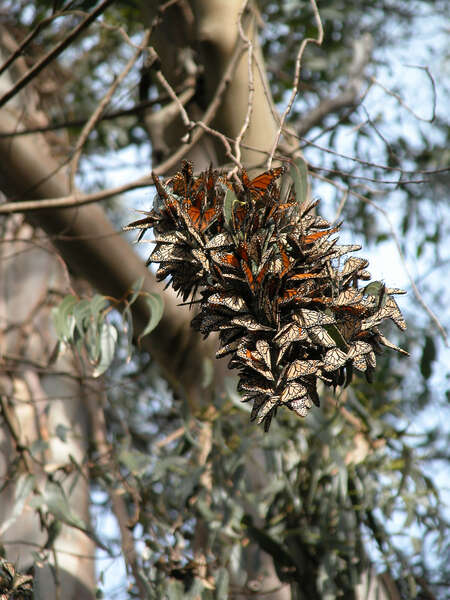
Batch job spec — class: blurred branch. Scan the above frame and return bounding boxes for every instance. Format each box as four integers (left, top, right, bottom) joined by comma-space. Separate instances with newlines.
312, 170, 449, 345
69, 29, 151, 190
84, 387, 149, 597
296, 33, 373, 138
369, 64, 437, 123
0, 35, 246, 214
0, 95, 178, 139
268, 0, 323, 167
0, 0, 114, 108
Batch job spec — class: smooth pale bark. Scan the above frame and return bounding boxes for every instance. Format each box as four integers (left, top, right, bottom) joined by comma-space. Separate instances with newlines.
0, 219, 95, 599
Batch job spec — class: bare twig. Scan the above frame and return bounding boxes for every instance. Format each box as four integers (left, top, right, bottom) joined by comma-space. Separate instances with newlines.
154, 66, 193, 130
312, 171, 448, 345
196, 121, 240, 167
234, 0, 254, 166
0, 0, 115, 108
84, 387, 149, 598
0, 94, 181, 139
69, 30, 151, 190
291, 33, 374, 139
267, 0, 323, 168
1, 36, 246, 214
0, 5, 74, 78
370, 64, 436, 123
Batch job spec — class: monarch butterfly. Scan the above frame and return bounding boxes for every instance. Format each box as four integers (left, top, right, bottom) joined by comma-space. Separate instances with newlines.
231, 315, 273, 331
335, 289, 364, 306
256, 339, 272, 369
341, 257, 369, 278
191, 248, 209, 271
280, 381, 307, 403
149, 243, 178, 263
208, 292, 246, 312
308, 326, 336, 348
353, 354, 368, 372
347, 340, 372, 358
322, 348, 348, 372
300, 308, 335, 328
329, 244, 362, 259
187, 204, 218, 232
210, 250, 240, 269
242, 167, 284, 201
238, 379, 273, 395
153, 232, 185, 245
206, 232, 233, 249
122, 211, 156, 240
288, 396, 313, 418
216, 340, 240, 358
286, 359, 322, 380
256, 396, 279, 426
302, 225, 340, 245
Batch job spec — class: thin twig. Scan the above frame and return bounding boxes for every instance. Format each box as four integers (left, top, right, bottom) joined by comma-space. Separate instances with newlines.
154, 67, 193, 130
84, 387, 149, 598
267, 0, 323, 168
69, 30, 151, 191
370, 66, 436, 123
1, 36, 246, 214
0, 5, 75, 79
312, 171, 448, 345
0, 94, 180, 139
0, 0, 115, 108
234, 0, 253, 166
196, 121, 240, 167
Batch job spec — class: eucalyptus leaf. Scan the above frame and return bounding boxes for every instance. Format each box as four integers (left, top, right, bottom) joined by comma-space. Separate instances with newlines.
138, 293, 164, 341
215, 568, 229, 600
92, 322, 118, 377
223, 187, 239, 227
201, 357, 214, 389
290, 156, 309, 206
52, 295, 77, 341
129, 276, 145, 306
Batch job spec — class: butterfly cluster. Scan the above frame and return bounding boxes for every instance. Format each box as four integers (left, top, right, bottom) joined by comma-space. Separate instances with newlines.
125, 161, 407, 430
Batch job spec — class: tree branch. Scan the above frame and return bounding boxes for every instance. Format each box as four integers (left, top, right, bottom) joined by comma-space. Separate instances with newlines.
295, 33, 373, 138
0, 0, 114, 108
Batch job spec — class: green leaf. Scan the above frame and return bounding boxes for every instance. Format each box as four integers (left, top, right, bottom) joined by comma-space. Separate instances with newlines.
55, 423, 70, 443
420, 335, 436, 380
31, 482, 110, 552
118, 448, 149, 476
215, 567, 229, 599
201, 357, 214, 389
92, 322, 118, 377
166, 580, 184, 600
122, 303, 134, 363
290, 156, 309, 206
30, 439, 49, 456
129, 276, 145, 306
0, 474, 35, 536
138, 293, 164, 341
52, 295, 78, 341
223, 187, 239, 227
324, 324, 348, 351
90, 294, 109, 319
72, 299, 92, 338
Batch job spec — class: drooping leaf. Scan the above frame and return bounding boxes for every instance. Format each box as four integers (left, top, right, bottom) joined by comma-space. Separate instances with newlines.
92, 322, 118, 377
138, 293, 164, 341
420, 335, 436, 380
223, 187, 239, 227
290, 156, 309, 207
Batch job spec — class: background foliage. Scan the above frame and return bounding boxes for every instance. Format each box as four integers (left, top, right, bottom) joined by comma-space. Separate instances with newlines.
0, 1, 448, 599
